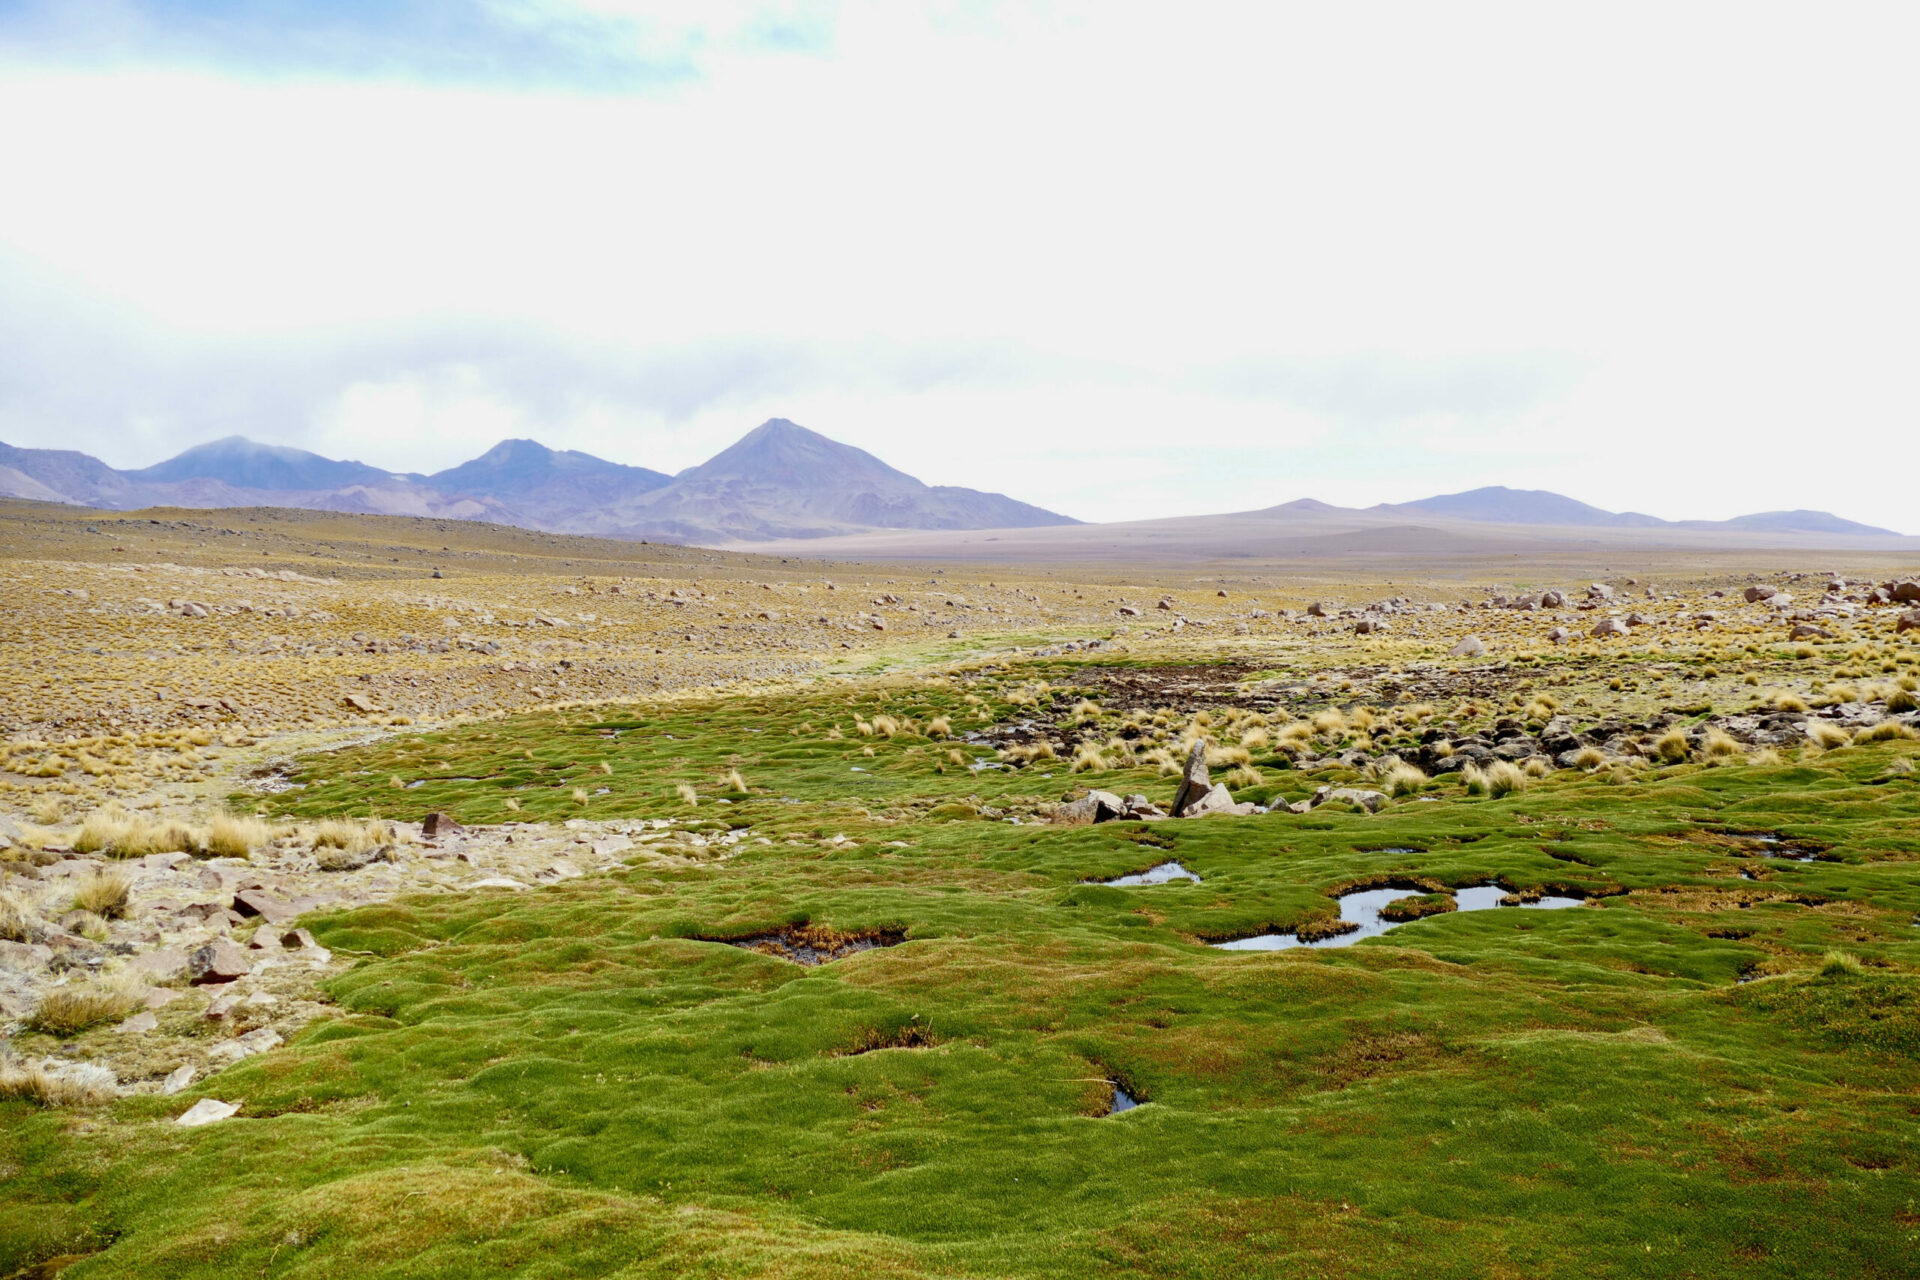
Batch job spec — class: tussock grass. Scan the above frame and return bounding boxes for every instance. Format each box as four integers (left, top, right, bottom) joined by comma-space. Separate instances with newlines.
69, 868, 130, 920
1464, 760, 1527, 798
1655, 728, 1692, 764
207, 811, 273, 857
722, 768, 748, 792
310, 817, 387, 854
1772, 692, 1811, 712
0, 891, 34, 943
1069, 744, 1109, 773
1702, 728, 1743, 759
1373, 760, 1428, 797
1572, 746, 1607, 770
26, 983, 138, 1036
1854, 720, 1917, 744
926, 716, 953, 739
1748, 747, 1786, 767
1224, 765, 1264, 790
1808, 722, 1853, 750
675, 783, 700, 806
1820, 950, 1866, 976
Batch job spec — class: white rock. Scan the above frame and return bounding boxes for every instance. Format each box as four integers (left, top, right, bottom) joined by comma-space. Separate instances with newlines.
175, 1098, 238, 1126
470, 876, 527, 890
162, 1064, 196, 1095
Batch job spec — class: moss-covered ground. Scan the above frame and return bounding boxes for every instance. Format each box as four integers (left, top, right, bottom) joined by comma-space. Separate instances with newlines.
6, 653, 1920, 1278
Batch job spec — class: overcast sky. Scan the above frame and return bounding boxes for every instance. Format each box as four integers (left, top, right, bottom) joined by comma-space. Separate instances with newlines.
2, 1, 1915, 530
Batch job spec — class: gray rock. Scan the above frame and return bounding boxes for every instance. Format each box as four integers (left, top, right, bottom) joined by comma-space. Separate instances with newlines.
161, 1064, 196, 1095
1789, 623, 1834, 640
1053, 790, 1128, 825
1898, 611, 1920, 634
1309, 786, 1388, 814
1591, 618, 1628, 638
232, 889, 297, 926
1546, 627, 1572, 644
421, 812, 466, 840
1180, 784, 1248, 818
114, 1010, 158, 1034
1448, 635, 1486, 658
1745, 585, 1779, 603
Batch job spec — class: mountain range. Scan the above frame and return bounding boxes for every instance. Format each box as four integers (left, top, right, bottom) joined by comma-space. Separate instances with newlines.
0, 419, 1077, 543
0, 424, 1903, 548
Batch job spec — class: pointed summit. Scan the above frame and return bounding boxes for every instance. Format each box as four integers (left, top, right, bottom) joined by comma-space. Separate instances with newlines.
428, 439, 669, 502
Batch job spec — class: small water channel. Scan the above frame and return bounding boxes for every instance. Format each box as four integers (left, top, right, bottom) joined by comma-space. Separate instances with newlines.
1212, 884, 1584, 951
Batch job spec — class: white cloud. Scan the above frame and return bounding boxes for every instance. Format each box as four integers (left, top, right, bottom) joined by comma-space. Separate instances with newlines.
1, 1, 1916, 529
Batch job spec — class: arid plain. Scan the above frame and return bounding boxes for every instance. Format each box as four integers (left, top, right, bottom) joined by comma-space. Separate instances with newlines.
3, 496, 1919, 1279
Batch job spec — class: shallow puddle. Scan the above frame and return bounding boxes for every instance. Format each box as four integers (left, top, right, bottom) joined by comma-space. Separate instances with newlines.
716, 927, 904, 966
1095, 862, 1200, 887
1109, 1084, 1139, 1114
1214, 883, 1584, 951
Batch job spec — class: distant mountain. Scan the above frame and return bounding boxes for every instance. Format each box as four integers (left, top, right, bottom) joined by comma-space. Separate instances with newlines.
126, 436, 394, 491
592, 419, 1081, 542
1690, 509, 1901, 536
0, 430, 1903, 547
1376, 486, 1667, 528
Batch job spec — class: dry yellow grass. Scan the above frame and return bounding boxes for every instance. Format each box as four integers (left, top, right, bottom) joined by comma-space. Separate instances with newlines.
1807, 722, 1853, 750
0, 1058, 117, 1107
26, 983, 138, 1036
206, 811, 273, 856
70, 868, 130, 920
675, 782, 700, 806
0, 891, 33, 943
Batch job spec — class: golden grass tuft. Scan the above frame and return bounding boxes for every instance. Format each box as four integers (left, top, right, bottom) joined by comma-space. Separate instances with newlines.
1820, 949, 1866, 976
1654, 728, 1692, 764
1224, 765, 1264, 790
926, 716, 953, 739
26, 983, 138, 1036
1702, 727, 1743, 759
675, 782, 699, 806
722, 768, 747, 792
206, 812, 273, 857
0, 891, 34, 943
1572, 746, 1607, 770
571, 787, 590, 807
1854, 720, 1917, 744
1747, 747, 1785, 767
70, 868, 130, 920
1464, 760, 1527, 798
1376, 761, 1427, 797
310, 817, 387, 854
1771, 692, 1810, 713
1069, 743, 1109, 773
1807, 721, 1852, 750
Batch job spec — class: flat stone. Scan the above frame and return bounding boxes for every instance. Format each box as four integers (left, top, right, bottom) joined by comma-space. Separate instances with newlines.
232, 889, 298, 925
115, 1010, 158, 1034
161, 1064, 196, 1095
175, 1098, 238, 1126
421, 812, 467, 840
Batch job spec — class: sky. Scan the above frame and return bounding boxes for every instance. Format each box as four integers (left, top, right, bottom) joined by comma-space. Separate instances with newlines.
1, 0, 1916, 530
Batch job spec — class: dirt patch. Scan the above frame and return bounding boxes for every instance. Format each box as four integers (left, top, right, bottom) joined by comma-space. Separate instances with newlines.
715, 924, 906, 965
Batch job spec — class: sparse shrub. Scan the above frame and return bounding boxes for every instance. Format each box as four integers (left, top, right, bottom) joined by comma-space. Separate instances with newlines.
675, 783, 699, 806
855, 720, 875, 737
70, 869, 129, 920
1772, 692, 1810, 713
1887, 688, 1918, 713
1240, 727, 1272, 753
1807, 722, 1852, 750
1310, 709, 1347, 737
1205, 744, 1251, 769
947, 749, 967, 766
1523, 757, 1552, 778
871, 715, 901, 739
27, 795, 64, 825
1071, 699, 1101, 724
1854, 721, 1918, 744
389, 774, 406, 789
310, 818, 385, 855
26, 984, 138, 1036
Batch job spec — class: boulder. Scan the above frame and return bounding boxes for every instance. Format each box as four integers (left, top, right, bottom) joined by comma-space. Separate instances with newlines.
1789, 624, 1834, 640
187, 939, 251, 985
1179, 783, 1244, 818
1891, 582, 1920, 604
1897, 611, 1920, 634
1448, 635, 1486, 658
1587, 583, 1615, 600
1309, 786, 1388, 814
1591, 618, 1628, 638
1354, 618, 1387, 634
1053, 790, 1128, 825
1744, 585, 1778, 603
1546, 627, 1573, 645
420, 812, 466, 840
1540, 590, 1567, 608
1170, 741, 1212, 817
161, 1064, 196, 1095
125, 948, 190, 983
1307, 602, 1328, 617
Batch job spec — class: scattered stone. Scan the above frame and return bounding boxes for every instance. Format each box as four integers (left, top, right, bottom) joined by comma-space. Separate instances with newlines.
1054, 790, 1128, 825
1179, 783, 1248, 818
115, 1010, 158, 1034
1546, 627, 1572, 644
1308, 786, 1389, 814
1448, 635, 1485, 658
1789, 623, 1834, 640
161, 1064, 196, 1095
1744, 585, 1779, 603
232, 889, 298, 926
124, 947, 190, 983
1898, 611, 1920, 634
175, 1098, 239, 1127
1591, 618, 1628, 638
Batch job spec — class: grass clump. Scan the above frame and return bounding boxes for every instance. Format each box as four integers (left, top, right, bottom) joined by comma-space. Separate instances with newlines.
0, 891, 34, 942
675, 783, 700, 806
1463, 760, 1527, 798
1854, 721, 1918, 745
206, 811, 272, 857
25, 984, 138, 1037
1807, 722, 1853, 750
1820, 950, 1867, 977
69, 868, 130, 920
